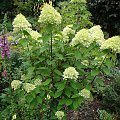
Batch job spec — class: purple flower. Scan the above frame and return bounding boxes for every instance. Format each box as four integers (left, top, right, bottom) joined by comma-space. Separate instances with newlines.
0, 35, 10, 59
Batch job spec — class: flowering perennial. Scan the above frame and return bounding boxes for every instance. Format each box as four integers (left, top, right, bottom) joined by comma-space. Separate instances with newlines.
0, 35, 10, 59
71, 25, 104, 47
23, 83, 36, 93
79, 88, 91, 99
55, 111, 64, 120
29, 30, 41, 40
81, 60, 89, 66
63, 67, 79, 80
11, 80, 22, 90
12, 114, 16, 120
38, 4, 62, 26
12, 13, 31, 32
89, 25, 105, 45
71, 29, 90, 47
100, 36, 120, 53
62, 25, 75, 42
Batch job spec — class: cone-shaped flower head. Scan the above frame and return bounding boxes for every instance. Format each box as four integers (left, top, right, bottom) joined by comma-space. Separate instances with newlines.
100, 36, 120, 53
89, 25, 105, 45
71, 25, 105, 47
23, 83, 36, 93
29, 30, 41, 40
0, 35, 10, 59
11, 80, 22, 90
79, 88, 91, 99
38, 4, 62, 26
55, 111, 64, 120
12, 13, 31, 32
62, 25, 75, 42
71, 29, 91, 47
63, 67, 79, 81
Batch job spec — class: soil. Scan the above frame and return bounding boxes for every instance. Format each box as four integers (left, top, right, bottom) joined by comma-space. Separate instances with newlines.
67, 100, 101, 120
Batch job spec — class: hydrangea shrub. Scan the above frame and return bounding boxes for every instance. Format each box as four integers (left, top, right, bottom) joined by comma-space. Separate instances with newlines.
0, 2, 120, 120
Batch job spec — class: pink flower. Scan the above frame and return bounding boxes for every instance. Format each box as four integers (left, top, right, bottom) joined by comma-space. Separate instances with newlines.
0, 35, 10, 59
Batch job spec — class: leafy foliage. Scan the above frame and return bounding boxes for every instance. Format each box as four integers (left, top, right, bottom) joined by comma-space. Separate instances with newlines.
0, 1, 119, 119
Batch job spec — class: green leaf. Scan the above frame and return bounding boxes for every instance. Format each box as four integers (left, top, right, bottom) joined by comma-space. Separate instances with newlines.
55, 53, 64, 60
66, 99, 73, 106
65, 88, 71, 98
23, 30, 30, 36
73, 99, 79, 109
57, 81, 66, 92
19, 38, 29, 47
59, 99, 66, 105
103, 67, 110, 75
42, 35, 50, 42
42, 79, 52, 86
105, 59, 113, 68
36, 96, 42, 104
70, 81, 78, 89
71, 93, 80, 98
75, 61, 84, 70
75, 51, 82, 60
26, 94, 34, 103
54, 91, 63, 98
91, 69, 99, 76
27, 67, 34, 75
57, 105, 63, 110
78, 97, 84, 105
54, 69, 62, 76
40, 46, 48, 53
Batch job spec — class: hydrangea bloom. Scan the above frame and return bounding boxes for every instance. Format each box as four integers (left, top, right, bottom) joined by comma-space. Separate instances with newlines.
34, 79, 42, 86
79, 88, 91, 99
62, 25, 75, 42
81, 60, 89, 66
100, 36, 120, 53
12, 13, 31, 32
38, 4, 62, 26
11, 80, 22, 90
89, 25, 105, 45
71, 0, 86, 3
71, 29, 91, 47
12, 114, 16, 120
71, 25, 105, 47
63, 67, 79, 80
0, 35, 10, 59
55, 111, 64, 120
29, 30, 41, 40
23, 83, 36, 93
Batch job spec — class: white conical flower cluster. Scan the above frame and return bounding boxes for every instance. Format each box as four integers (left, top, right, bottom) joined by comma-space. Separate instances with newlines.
38, 4, 62, 26
100, 36, 120, 53
71, 29, 90, 47
23, 83, 36, 93
71, 25, 105, 47
29, 30, 41, 40
89, 25, 105, 45
79, 88, 91, 99
63, 67, 79, 81
11, 80, 22, 90
62, 25, 75, 42
55, 111, 64, 120
12, 13, 31, 32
